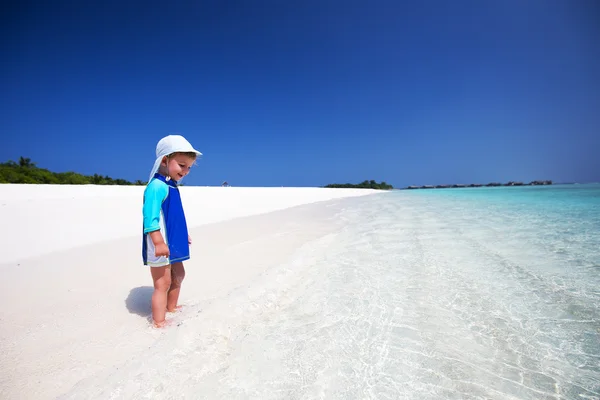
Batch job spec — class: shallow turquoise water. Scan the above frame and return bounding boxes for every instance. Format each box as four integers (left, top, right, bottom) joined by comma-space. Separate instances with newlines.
62, 184, 600, 399
399, 184, 600, 275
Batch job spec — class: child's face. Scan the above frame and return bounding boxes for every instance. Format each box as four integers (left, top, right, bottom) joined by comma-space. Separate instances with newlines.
163, 154, 195, 181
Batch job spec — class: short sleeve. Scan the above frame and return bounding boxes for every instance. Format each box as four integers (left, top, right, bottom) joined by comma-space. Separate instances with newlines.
143, 179, 169, 233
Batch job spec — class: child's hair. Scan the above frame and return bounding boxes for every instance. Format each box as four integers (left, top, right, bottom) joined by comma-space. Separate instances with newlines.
165, 151, 199, 167
168, 151, 199, 160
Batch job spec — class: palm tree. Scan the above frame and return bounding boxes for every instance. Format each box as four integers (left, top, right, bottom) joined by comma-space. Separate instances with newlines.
19, 157, 35, 168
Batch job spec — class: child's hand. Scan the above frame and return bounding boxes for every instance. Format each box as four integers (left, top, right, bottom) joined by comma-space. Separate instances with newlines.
155, 242, 170, 257
188, 235, 192, 245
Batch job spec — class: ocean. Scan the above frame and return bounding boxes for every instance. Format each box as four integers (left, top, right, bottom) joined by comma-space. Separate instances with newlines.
62, 184, 600, 400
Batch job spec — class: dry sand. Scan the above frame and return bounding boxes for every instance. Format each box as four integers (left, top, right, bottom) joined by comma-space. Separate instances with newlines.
0, 184, 379, 399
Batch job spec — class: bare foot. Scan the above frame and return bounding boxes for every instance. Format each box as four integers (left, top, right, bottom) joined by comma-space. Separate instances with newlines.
153, 319, 169, 328
167, 305, 183, 313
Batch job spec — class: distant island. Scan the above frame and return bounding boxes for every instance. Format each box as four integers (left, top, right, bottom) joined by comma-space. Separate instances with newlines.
403, 180, 552, 190
0, 157, 144, 185
324, 180, 394, 190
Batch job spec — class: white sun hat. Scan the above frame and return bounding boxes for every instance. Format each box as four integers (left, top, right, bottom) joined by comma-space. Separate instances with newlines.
148, 134, 203, 182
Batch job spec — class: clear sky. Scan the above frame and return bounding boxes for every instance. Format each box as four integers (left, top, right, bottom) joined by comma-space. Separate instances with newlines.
2, 0, 599, 187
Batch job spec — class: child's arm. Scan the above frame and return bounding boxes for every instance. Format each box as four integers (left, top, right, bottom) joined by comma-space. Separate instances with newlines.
150, 231, 169, 256
143, 181, 170, 256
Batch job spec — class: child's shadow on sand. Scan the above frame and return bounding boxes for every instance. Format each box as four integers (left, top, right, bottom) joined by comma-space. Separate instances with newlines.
125, 286, 153, 317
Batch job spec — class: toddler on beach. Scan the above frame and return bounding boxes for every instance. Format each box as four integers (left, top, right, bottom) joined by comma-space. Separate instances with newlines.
142, 135, 202, 328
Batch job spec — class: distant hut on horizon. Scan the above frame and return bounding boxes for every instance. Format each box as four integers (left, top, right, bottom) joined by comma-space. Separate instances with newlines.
222, 181, 230, 187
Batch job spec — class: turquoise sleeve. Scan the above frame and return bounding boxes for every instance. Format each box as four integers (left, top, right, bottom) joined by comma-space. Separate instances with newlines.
143, 180, 169, 233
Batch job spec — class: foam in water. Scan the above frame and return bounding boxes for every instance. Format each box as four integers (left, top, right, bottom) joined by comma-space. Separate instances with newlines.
60, 184, 600, 399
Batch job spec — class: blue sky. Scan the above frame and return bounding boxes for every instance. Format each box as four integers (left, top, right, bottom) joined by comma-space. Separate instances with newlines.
2, 0, 599, 187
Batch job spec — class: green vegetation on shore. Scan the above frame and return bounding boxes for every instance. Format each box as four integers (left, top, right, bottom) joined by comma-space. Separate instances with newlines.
0, 157, 144, 185
404, 180, 552, 190
324, 180, 393, 190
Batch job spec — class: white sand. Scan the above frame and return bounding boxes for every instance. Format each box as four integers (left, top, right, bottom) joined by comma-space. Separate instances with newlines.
0, 184, 376, 264
0, 184, 379, 399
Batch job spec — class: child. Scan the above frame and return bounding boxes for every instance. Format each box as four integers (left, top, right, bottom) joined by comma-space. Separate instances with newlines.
142, 134, 202, 328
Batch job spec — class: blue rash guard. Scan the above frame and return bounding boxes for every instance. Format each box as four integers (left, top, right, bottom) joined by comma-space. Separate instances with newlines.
142, 173, 190, 266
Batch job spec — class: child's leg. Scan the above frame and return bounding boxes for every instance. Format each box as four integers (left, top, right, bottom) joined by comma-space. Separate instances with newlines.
167, 261, 186, 312
150, 265, 172, 327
